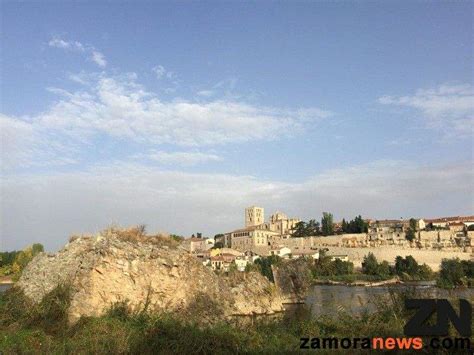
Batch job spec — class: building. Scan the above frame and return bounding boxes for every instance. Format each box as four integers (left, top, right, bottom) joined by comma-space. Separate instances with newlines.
210, 253, 236, 271
231, 226, 279, 251
292, 249, 320, 259
245, 206, 265, 227
269, 246, 291, 258
186, 237, 214, 253
227, 206, 301, 252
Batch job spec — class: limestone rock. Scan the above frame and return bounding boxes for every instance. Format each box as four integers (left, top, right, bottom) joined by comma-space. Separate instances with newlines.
17, 234, 284, 323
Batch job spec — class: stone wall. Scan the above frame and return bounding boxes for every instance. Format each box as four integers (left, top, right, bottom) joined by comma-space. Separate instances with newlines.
324, 246, 472, 271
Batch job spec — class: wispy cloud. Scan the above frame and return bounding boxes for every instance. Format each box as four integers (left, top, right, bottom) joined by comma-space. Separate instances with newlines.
91, 51, 107, 68
378, 83, 474, 136
142, 151, 222, 166
152, 65, 174, 80
48, 36, 107, 68
1, 72, 331, 172
48, 37, 85, 52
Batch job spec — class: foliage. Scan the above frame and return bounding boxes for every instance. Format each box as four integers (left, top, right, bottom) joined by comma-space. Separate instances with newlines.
393, 256, 433, 281
169, 234, 184, 242
0, 243, 45, 279
361, 253, 392, 278
320, 212, 334, 236
2, 286, 459, 354
311, 252, 354, 277
341, 215, 368, 234
291, 220, 320, 237
437, 258, 473, 288
253, 255, 281, 282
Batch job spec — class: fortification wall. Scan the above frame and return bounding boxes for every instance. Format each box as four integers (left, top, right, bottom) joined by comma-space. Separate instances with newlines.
324, 246, 472, 271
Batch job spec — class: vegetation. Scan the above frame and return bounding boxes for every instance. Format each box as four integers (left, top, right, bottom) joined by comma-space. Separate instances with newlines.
291, 219, 320, 237
251, 255, 282, 282
341, 215, 368, 234
360, 253, 434, 281
321, 212, 334, 236
0, 285, 469, 354
405, 218, 417, 242
393, 256, 433, 281
0, 243, 44, 280
311, 251, 354, 277
437, 258, 474, 288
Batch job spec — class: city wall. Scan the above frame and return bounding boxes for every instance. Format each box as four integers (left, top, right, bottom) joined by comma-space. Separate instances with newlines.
324, 246, 472, 271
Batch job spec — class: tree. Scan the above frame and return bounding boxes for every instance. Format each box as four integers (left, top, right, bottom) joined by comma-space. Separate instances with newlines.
306, 219, 320, 236
405, 218, 417, 242
362, 252, 379, 275
438, 258, 466, 287
292, 221, 308, 238
321, 212, 334, 236
341, 219, 348, 233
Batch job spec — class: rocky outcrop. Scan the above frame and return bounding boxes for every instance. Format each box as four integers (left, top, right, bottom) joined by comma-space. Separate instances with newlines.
272, 259, 313, 303
17, 231, 284, 323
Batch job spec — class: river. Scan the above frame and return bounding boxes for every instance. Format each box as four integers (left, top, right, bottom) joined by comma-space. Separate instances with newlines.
0, 284, 12, 293
285, 284, 474, 318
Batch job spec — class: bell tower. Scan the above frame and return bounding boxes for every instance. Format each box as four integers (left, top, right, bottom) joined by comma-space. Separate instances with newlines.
245, 206, 264, 227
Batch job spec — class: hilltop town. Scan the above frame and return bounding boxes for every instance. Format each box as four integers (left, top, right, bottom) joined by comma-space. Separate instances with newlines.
184, 206, 474, 272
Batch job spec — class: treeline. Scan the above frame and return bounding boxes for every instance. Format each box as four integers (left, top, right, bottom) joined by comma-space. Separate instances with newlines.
438, 258, 474, 288
292, 213, 368, 237
0, 243, 44, 279
361, 253, 433, 281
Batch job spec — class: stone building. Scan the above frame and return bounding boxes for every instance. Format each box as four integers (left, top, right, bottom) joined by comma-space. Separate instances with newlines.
227, 206, 300, 252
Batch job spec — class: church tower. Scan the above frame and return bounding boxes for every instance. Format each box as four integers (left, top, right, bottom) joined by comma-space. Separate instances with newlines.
245, 206, 264, 227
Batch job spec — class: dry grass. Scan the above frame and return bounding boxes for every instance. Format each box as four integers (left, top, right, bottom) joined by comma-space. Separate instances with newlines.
99, 225, 181, 248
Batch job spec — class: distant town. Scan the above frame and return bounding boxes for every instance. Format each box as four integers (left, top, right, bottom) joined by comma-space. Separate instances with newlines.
183, 206, 474, 272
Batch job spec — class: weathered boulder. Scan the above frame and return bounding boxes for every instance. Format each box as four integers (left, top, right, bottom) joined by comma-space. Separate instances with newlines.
17, 232, 284, 323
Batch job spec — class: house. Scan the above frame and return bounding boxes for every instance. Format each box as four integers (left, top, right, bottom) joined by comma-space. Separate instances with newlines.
329, 254, 349, 262
186, 237, 214, 253
292, 249, 320, 259
210, 253, 236, 271
209, 248, 242, 257
269, 246, 291, 258
234, 257, 248, 272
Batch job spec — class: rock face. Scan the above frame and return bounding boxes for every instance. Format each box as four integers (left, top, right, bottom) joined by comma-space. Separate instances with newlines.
17, 233, 284, 323
272, 259, 313, 303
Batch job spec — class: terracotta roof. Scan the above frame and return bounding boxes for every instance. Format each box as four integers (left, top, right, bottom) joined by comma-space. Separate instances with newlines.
425, 216, 474, 223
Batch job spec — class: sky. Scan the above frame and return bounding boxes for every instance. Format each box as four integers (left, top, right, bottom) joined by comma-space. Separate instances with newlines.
1, 1, 473, 251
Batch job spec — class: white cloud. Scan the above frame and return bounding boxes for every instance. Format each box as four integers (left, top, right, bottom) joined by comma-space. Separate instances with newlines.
197, 90, 215, 97
378, 83, 474, 135
152, 65, 166, 79
37, 75, 330, 145
48, 37, 85, 52
152, 65, 174, 80
1, 73, 331, 171
91, 51, 107, 68
48, 36, 107, 68
1, 160, 472, 251
144, 151, 222, 166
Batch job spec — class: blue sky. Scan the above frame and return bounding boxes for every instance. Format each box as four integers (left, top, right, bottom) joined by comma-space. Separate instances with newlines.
1, 2, 473, 250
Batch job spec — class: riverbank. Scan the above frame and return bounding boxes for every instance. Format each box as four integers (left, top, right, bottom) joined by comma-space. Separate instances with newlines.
0, 285, 418, 353
313, 276, 402, 287
0, 276, 14, 285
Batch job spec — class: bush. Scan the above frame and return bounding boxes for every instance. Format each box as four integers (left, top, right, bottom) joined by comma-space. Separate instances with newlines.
438, 258, 471, 287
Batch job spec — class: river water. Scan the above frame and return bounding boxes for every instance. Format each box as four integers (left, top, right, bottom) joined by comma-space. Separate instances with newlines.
0, 284, 12, 293
285, 284, 474, 318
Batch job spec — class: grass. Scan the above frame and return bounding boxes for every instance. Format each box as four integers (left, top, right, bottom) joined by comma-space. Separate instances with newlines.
1, 285, 472, 354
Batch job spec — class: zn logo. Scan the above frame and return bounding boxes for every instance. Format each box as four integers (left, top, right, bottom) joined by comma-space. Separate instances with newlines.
404, 299, 472, 337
